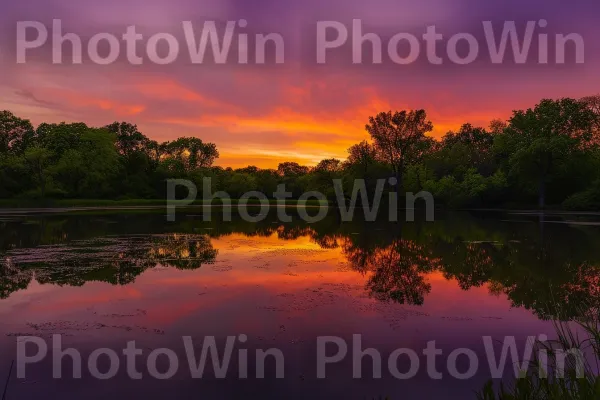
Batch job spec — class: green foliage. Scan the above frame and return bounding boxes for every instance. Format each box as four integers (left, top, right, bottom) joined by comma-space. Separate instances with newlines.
224, 172, 257, 198
51, 128, 120, 197
0, 110, 35, 154
0, 113, 223, 200
277, 162, 310, 177
366, 109, 434, 190
428, 123, 497, 179
498, 98, 598, 207
478, 312, 600, 400
162, 137, 219, 171
1, 96, 600, 209
563, 179, 600, 210
35, 122, 89, 156
105, 121, 148, 156
0, 153, 29, 198
23, 145, 54, 198
423, 169, 508, 208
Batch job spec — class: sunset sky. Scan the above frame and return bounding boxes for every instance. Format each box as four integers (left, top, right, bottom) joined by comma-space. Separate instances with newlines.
1, 0, 599, 168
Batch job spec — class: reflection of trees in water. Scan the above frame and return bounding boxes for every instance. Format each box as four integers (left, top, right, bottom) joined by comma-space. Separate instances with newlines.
437, 241, 504, 291
0, 258, 31, 299
338, 219, 600, 319
311, 235, 340, 249
145, 234, 218, 270
0, 234, 217, 298
428, 233, 600, 320
485, 255, 600, 320
343, 238, 441, 305
1, 211, 599, 320
276, 226, 313, 241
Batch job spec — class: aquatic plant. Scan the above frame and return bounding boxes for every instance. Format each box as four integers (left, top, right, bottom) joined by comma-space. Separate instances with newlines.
477, 305, 600, 400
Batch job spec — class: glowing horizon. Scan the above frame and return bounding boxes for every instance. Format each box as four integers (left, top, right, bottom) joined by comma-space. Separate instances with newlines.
1, 0, 598, 169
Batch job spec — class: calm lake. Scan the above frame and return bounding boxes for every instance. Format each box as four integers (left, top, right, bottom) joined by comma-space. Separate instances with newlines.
0, 208, 598, 399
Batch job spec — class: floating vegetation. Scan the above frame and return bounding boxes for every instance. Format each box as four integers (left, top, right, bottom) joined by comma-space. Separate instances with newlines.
0, 234, 218, 298
10, 320, 166, 336
211, 264, 233, 272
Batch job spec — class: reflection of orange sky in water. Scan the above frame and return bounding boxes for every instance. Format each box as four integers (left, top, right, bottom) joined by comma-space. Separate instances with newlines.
1, 233, 530, 330
0, 229, 567, 400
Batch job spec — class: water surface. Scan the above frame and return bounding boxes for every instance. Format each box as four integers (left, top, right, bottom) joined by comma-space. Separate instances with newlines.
0, 209, 598, 399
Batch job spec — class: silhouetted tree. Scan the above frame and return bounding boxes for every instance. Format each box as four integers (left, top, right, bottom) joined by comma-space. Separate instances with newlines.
346, 140, 377, 176
497, 98, 598, 208
366, 110, 434, 195
0, 110, 34, 154
277, 162, 310, 177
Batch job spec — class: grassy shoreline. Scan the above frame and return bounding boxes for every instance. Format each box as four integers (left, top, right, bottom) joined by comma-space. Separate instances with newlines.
0, 199, 593, 214
0, 198, 330, 209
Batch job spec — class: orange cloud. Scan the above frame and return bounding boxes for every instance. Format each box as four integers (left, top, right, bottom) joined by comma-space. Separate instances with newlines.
36, 87, 146, 116
3, 69, 510, 169
133, 79, 234, 110
145, 83, 504, 168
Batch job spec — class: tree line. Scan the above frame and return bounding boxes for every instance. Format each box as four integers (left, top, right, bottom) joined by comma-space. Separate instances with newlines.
2, 95, 600, 209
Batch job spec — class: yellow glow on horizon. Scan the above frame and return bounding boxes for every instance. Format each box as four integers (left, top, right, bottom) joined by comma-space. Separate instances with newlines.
2, 76, 505, 169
